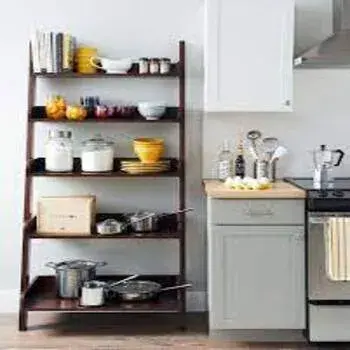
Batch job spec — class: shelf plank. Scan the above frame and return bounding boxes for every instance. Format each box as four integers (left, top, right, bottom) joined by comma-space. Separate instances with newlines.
25, 213, 182, 240
32, 63, 180, 78
30, 106, 182, 124
24, 275, 182, 313
27, 158, 181, 178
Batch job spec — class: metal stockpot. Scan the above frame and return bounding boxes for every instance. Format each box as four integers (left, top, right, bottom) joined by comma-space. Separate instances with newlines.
129, 211, 159, 232
46, 260, 107, 298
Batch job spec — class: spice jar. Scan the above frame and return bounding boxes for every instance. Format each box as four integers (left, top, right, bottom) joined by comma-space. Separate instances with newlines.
138, 57, 149, 74
45, 130, 73, 172
160, 58, 171, 74
149, 58, 160, 74
81, 136, 115, 172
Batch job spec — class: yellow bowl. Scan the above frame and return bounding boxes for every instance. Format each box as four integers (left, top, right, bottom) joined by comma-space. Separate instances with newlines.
133, 139, 165, 163
134, 138, 164, 146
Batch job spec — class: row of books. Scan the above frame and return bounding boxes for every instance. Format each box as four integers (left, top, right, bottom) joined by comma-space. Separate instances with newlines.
30, 31, 76, 73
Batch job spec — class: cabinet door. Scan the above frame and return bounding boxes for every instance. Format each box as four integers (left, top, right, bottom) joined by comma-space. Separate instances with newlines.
204, 0, 294, 112
208, 226, 305, 329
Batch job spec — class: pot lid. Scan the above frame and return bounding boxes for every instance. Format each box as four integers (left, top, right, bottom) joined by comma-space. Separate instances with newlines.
82, 135, 114, 147
55, 260, 100, 270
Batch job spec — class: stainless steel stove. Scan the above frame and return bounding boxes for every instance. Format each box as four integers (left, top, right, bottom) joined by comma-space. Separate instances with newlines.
285, 177, 350, 342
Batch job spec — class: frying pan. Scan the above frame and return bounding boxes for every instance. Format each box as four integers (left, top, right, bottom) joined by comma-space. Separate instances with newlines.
109, 280, 192, 301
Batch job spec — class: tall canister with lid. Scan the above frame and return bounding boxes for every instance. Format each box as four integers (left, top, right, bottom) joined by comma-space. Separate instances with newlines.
81, 136, 115, 172
45, 130, 74, 172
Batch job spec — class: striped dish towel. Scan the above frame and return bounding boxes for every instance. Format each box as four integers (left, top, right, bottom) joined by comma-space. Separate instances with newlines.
325, 217, 350, 281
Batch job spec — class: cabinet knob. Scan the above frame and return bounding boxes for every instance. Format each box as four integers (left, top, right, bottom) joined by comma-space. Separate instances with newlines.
284, 100, 291, 107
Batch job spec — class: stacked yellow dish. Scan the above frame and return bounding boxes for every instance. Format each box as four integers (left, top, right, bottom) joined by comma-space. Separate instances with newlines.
133, 138, 164, 164
75, 47, 98, 74
121, 160, 170, 174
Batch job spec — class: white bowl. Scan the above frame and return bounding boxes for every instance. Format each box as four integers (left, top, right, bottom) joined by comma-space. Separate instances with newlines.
90, 57, 133, 74
137, 102, 166, 120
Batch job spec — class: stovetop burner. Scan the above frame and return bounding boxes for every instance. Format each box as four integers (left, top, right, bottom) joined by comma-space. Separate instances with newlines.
284, 178, 350, 211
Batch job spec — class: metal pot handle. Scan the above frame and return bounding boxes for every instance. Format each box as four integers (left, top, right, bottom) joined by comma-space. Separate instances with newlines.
94, 261, 107, 267
45, 262, 57, 269
160, 283, 192, 292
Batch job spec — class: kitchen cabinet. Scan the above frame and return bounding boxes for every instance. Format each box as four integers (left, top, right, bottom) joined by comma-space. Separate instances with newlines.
208, 225, 305, 330
206, 197, 305, 331
204, 0, 295, 112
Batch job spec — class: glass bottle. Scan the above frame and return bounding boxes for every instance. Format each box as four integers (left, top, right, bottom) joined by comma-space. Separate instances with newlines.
235, 140, 245, 178
217, 140, 233, 181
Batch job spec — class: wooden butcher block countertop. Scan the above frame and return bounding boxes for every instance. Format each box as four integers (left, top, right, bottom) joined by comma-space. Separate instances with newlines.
203, 180, 306, 199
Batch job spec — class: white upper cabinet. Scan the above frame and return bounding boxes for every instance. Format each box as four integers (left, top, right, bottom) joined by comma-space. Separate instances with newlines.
204, 0, 295, 112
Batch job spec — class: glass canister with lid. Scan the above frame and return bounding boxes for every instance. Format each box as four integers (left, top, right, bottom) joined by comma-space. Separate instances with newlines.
45, 130, 73, 172
81, 136, 115, 172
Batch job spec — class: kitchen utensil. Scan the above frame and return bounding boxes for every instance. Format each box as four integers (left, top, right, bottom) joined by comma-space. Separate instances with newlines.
90, 57, 133, 74
137, 102, 166, 120
262, 137, 279, 161
80, 281, 107, 307
80, 274, 139, 307
247, 130, 262, 158
81, 136, 115, 172
270, 146, 288, 163
313, 144, 345, 189
248, 146, 259, 161
46, 260, 107, 298
110, 280, 192, 302
133, 138, 165, 164
129, 208, 193, 233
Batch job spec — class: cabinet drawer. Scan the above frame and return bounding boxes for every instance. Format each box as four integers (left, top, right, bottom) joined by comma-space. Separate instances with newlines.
309, 305, 350, 342
208, 199, 304, 225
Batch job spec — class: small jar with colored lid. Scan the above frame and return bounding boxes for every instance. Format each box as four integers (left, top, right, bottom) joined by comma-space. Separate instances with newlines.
149, 58, 160, 74
160, 58, 171, 74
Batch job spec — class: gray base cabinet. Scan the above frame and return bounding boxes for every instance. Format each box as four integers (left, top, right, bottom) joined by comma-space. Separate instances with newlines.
207, 199, 305, 330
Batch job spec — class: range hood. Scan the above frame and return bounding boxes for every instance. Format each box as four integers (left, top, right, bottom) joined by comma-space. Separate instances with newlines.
295, 0, 350, 68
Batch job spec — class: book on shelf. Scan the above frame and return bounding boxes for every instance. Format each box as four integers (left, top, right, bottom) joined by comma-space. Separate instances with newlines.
30, 30, 76, 73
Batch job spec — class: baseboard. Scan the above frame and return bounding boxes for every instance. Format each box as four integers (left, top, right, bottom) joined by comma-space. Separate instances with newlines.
187, 291, 207, 312
0, 289, 18, 313
0, 289, 207, 313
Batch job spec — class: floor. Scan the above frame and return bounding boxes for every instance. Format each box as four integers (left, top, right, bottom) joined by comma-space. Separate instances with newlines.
0, 313, 344, 350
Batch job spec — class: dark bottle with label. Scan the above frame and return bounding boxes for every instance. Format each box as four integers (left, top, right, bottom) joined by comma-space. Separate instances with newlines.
235, 141, 245, 178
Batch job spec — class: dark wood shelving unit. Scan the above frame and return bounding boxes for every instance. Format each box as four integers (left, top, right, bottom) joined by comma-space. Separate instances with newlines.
29, 107, 182, 123
24, 275, 180, 312
33, 63, 179, 78
19, 41, 186, 331
27, 158, 181, 178
25, 213, 182, 240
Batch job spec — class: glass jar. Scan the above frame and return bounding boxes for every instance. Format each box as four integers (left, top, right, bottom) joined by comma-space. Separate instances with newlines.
149, 58, 160, 74
138, 57, 149, 74
160, 58, 171, 74
81, 136, 115, 172
45, 130, 73, 172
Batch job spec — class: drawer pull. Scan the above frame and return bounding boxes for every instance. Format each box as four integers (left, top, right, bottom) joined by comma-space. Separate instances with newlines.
245, 209, 274, 217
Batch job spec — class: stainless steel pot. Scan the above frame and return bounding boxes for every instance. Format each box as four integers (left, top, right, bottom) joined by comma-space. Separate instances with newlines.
46, 260, 107, 298
129, 211, 158, 232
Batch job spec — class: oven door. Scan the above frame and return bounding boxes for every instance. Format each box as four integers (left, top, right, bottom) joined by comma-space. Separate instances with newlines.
309, 212, 350, 301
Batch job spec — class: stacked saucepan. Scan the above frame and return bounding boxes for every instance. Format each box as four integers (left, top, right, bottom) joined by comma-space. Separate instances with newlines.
46, 260, 191, 307
96, 208, 193, 235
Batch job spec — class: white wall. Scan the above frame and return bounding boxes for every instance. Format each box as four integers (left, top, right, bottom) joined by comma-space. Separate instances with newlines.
0, 0, 343, 313
0, 0, 205, 312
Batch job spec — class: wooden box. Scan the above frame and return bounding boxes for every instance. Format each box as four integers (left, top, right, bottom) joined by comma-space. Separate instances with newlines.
37, 196, 96, 236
